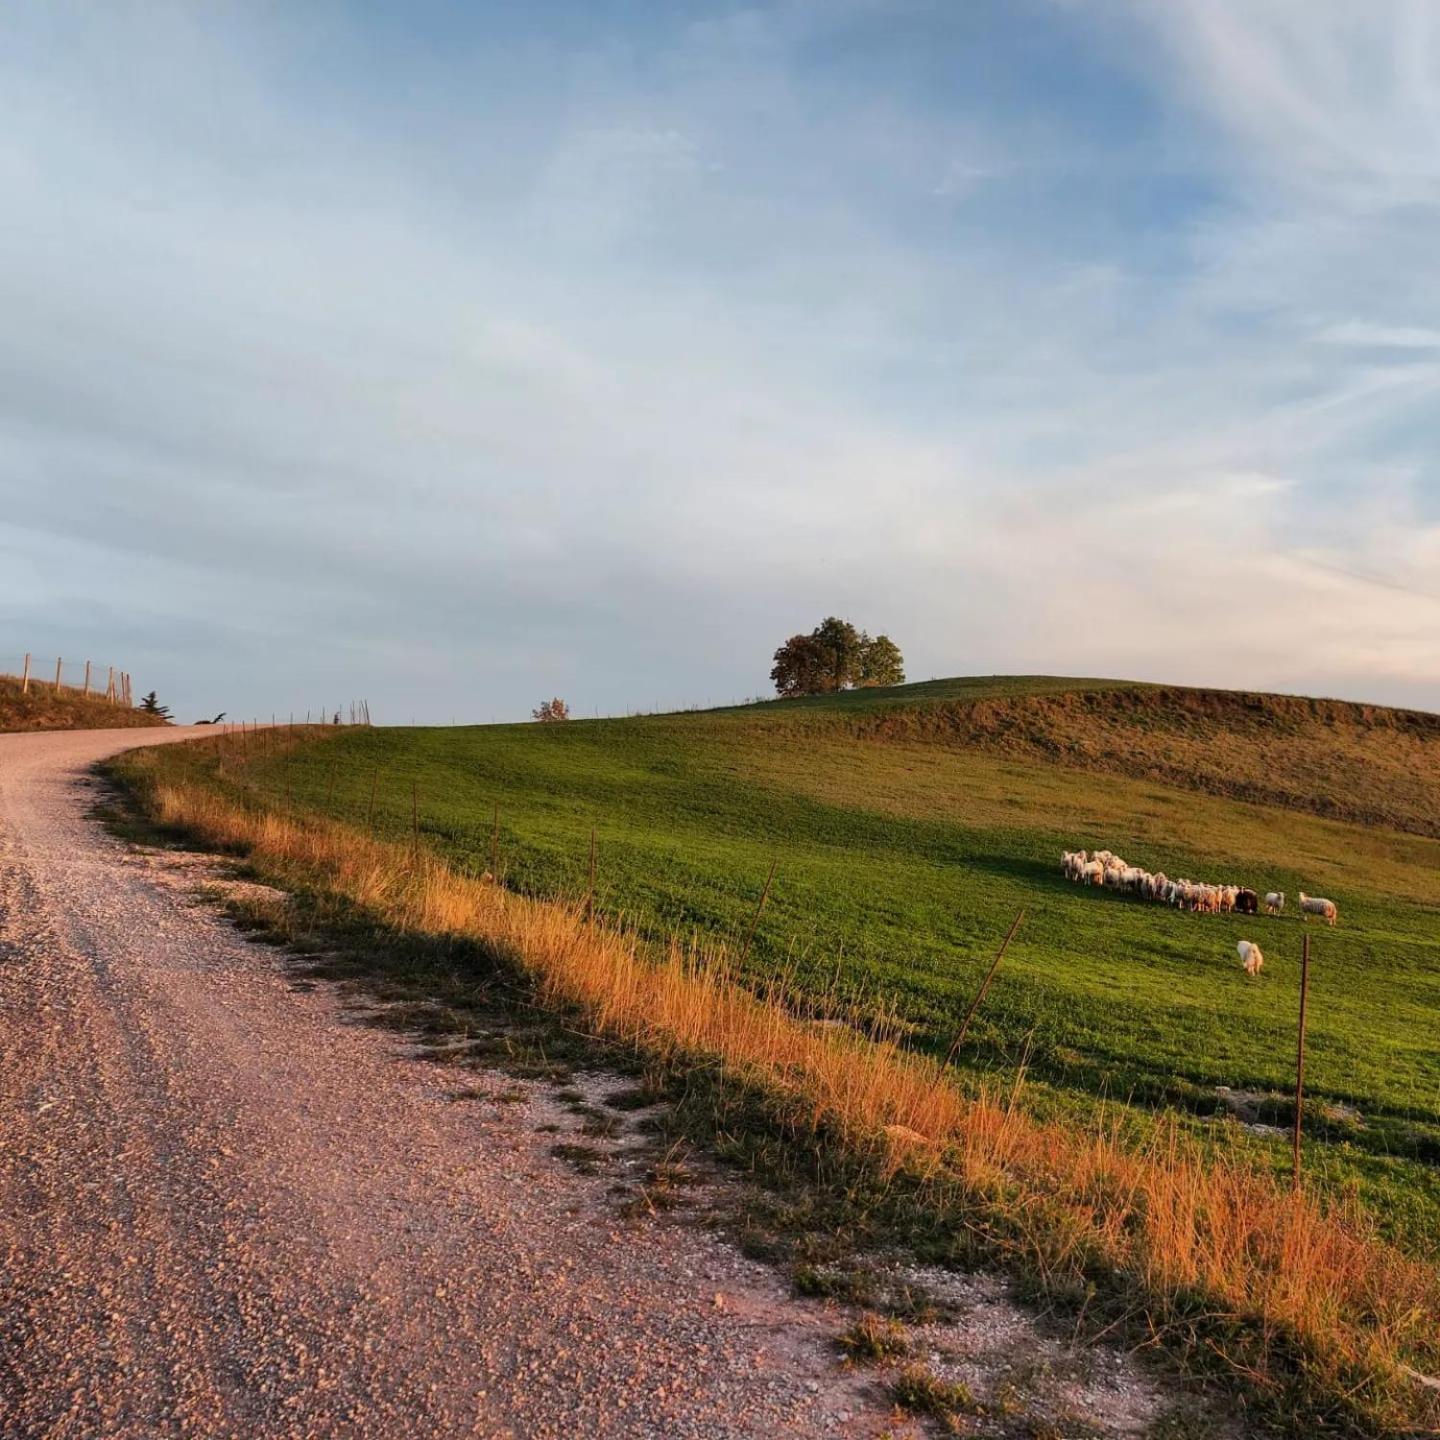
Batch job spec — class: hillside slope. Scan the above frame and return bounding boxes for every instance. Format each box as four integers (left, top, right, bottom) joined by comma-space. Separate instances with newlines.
0, 675, 169, 734
719, 677, 1440, 839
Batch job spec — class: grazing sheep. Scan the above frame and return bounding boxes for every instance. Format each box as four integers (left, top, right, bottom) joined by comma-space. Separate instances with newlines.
1264, 891, 1285, 916
1299, 892, 1338, 926
1237, 940, 1264, 977
1064, 845, 1274, 928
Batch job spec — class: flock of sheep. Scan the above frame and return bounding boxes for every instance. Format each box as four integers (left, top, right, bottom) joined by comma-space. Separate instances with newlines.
1060, 847, 1340, 977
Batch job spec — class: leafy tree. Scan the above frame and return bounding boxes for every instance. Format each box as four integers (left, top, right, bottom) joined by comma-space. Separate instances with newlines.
857, 633, 905, 688
532, 697, 571, 722
812, 616, 864, 691
770, 619, 905, 698
769, 633, 829, 699
138, 690, 172, 719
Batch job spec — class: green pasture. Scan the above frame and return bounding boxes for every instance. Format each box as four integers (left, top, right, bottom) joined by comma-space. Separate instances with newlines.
185, 678, 1440, 1252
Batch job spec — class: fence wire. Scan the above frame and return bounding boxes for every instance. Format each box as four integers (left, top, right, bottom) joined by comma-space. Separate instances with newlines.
1, 654, 136, 704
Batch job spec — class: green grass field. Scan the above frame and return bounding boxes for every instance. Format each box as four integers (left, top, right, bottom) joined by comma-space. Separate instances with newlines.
215, 677, 1440, 1253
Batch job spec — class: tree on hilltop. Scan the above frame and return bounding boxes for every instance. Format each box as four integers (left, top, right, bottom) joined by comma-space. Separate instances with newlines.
532, 697, 571, 722
770, 619, 904, 698
857, 633, 905, 688
138, 690, 172, 719
769, 633, 829, 699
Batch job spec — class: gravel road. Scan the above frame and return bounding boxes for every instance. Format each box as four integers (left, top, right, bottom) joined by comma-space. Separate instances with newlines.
0, 728, 903, 1439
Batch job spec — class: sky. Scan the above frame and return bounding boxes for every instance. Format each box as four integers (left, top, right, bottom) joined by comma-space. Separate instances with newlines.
2, 0, 1439, 722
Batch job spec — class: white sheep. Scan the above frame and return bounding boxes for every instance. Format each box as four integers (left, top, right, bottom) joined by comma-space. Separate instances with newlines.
1298, 892, 1338, 926
1264, 891, 1285, 916
1237, 940, 1264, 976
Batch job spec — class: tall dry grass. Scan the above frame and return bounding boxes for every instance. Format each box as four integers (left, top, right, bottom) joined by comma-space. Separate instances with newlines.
137, 769, 1440, 1430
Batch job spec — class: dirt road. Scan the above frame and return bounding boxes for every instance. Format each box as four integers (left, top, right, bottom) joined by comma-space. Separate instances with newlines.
0, 728, 897, 1438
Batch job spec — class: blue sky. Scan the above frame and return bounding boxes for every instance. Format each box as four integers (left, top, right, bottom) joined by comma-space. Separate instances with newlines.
2, 1, 1438, 721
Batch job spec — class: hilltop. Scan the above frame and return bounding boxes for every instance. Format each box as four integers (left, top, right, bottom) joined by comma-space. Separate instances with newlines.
0, 674, 170, 735
701, 675, 1440, 838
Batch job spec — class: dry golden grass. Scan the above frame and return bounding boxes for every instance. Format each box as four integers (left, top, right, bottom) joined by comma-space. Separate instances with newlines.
0, 674, 168, 734
139, 765, 1440, 1431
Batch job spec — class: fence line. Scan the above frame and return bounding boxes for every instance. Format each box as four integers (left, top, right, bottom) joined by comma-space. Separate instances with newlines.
1, 653, 135, 706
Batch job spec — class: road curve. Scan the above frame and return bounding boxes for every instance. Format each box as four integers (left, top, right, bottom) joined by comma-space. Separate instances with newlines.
0, 728, 889, 1439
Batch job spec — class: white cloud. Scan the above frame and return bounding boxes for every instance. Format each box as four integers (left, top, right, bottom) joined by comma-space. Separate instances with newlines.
1137, 0, 1440, 206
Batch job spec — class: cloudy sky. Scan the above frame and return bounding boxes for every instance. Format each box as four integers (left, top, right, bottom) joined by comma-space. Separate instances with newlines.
3, 1, 1439, 722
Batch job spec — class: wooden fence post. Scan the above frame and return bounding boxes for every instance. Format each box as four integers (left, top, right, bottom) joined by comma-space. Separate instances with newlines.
944, 909, 1026, 1067
82, 661, 91, 697
411, 781, 420, 852
738, 858, 778, 966
1293, 931, 1312, 1191
21, 653, 30, 695
54, 657, 63, 692
490, 803, 500, 879
106, 667, 115, 702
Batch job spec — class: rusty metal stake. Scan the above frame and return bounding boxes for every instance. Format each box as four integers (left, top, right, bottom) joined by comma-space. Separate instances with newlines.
738, 858, 777, 966
1293, 930, 1312, 1191
944, 909, 1026, 1067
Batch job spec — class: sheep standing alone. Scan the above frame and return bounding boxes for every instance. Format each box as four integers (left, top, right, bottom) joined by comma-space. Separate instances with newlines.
1237, 940, 1264, 976
1299, 892, 1339, 926
1264, 891, 1285, 916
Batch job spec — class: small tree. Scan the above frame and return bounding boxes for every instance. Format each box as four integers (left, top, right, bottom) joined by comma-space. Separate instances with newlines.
812, 616, 864, 691
857, 633, 904, 688
532, 697, 571, 722
138, 690, 172, 719
770, 634, 829, 699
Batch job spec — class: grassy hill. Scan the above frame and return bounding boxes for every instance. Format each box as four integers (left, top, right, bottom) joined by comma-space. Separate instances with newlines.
714, 675, 1440, 837
164, 676, 1440, 1254
0, 674, 169, 734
